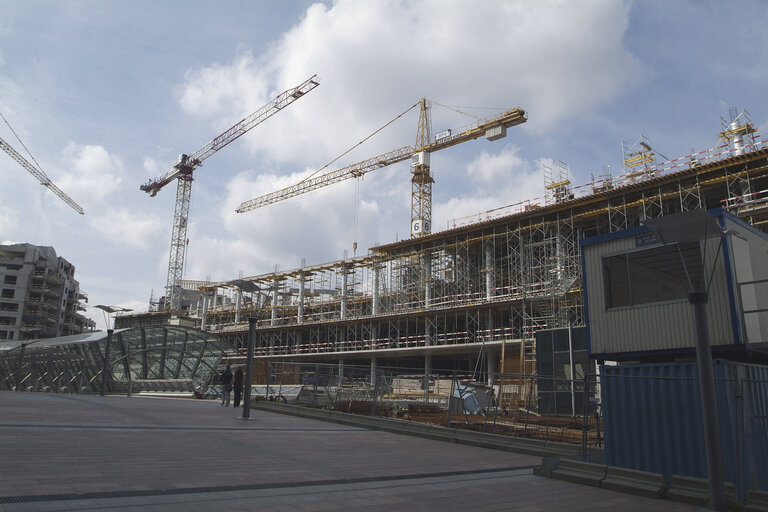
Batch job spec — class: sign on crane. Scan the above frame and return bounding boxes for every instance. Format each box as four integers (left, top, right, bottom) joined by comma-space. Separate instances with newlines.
235, 99, 526, 238
0, 135, 84, 215
141, 75, 319, 311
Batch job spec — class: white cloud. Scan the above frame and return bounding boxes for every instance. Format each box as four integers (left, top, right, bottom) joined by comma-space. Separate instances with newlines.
434, 145, 546, 228
178, 49, 270, 120
142, 157, 162, 177
88, 208, 166, 249
0, 205, 18, 237
176, 0, 642, 169
55, 143, 123, 209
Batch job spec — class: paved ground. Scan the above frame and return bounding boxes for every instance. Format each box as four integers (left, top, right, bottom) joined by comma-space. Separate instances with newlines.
0, 392, 704, 511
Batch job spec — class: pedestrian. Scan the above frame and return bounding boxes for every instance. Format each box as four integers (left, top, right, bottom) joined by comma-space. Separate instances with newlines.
220, 364, 233, 406
233, 367, 244, 408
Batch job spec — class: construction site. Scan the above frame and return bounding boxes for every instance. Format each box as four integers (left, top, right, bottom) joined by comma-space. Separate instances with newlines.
117, 106, 768, 385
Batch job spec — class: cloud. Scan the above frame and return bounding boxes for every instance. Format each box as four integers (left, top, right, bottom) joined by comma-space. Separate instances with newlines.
55, 143, 123, 209
88, 208, 166, 249
434, 145, 546, 228
0, 205, 18, 237
176, 0, 642, 169
178, 49, 270, 120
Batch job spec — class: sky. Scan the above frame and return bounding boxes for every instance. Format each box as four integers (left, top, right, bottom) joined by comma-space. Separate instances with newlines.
1, 0, 767, 331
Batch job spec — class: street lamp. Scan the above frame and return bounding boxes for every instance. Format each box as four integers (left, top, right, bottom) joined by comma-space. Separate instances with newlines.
642, 208, 736, 512
94, 305, 132, 397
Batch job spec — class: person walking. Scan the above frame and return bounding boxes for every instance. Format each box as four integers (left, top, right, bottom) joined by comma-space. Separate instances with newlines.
220, 364, 233, 406
233, 367, 244, 408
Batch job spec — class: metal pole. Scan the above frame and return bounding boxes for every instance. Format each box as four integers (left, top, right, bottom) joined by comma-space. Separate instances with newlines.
568, 324, 576, 416
446, 370, 456, 427
370, 363, 378, 417
100, 329, 113, 397
242, 317, 256, 419
313, 363, 319, 408
689, 292, 726, 511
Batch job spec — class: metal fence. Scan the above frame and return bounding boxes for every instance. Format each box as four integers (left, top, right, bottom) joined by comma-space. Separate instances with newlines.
235, 361, 603, 457
232, 359, 768, 501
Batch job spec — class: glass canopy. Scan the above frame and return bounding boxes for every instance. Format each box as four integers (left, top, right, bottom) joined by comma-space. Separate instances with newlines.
0, 326, 235, 393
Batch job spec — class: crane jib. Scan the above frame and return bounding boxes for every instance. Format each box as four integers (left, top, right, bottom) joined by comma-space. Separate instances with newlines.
141, 74, 320, 197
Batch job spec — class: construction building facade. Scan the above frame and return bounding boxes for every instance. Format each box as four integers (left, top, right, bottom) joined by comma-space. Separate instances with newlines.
118, 111, 768, 377
0, 243, 94, 343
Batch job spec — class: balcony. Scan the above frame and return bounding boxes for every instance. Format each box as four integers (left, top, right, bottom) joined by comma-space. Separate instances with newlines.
31, 270, 63, 284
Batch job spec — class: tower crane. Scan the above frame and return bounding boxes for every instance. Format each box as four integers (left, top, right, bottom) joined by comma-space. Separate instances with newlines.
141, 75, 319, 311
235, 99, 526, 237
0, 135, 84, 215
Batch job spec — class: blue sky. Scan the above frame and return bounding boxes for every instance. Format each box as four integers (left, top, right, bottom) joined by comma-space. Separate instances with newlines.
1, 0, 766, 330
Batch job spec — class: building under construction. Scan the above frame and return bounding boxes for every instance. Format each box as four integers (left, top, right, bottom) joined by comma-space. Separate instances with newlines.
118, 110, 768, 377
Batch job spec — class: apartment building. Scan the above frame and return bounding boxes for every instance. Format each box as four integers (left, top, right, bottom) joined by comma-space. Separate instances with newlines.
0, 243, 94, 342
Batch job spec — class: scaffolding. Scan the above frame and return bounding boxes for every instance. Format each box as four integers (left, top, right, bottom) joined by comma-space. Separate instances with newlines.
127, 111, 768, 378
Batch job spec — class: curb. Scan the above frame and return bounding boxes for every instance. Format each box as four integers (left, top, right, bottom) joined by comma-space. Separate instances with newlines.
251, 401, 582, 458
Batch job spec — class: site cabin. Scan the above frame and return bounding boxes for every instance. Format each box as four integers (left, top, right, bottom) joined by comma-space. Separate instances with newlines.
580, 208, 768, 363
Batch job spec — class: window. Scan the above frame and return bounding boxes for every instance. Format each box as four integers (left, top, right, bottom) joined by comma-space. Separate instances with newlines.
4, 275, 17, 285
603, 242, 703, 308
1, 289, 14, 299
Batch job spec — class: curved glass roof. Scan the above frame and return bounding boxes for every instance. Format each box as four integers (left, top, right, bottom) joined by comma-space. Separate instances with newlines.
0, 326, 235, 393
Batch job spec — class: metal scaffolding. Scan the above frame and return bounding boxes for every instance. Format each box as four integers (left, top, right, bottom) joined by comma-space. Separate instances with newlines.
137, 111, 768, 375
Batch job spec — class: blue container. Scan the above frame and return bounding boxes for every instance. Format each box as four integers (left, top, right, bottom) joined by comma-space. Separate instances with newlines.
601, 359, 768, 496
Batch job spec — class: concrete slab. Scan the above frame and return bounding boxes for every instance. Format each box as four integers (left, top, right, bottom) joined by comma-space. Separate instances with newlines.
0, 392, 704, 511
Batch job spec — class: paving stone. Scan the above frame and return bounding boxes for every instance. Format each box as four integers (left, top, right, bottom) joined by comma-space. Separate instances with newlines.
0, 392, 704, 511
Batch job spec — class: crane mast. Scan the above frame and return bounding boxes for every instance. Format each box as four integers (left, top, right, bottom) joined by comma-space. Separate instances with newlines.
0, 135, 84, 215
142, 75, 319, 311
235, 101, 526, 238
410, 98, 433, 236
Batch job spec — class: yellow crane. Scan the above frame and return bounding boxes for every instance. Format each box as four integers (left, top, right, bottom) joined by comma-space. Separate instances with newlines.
236, 99, 526, 237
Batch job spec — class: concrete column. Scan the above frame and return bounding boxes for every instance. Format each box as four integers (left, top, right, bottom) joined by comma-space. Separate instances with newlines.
424, 353, 432, 402
372, 265, 380, 315
271, 279, 279, 326
487, 350, 497, 387
485, 243, 494, 301
201, 294, 209, 331
234, 290, 242, 323
338, 359, 345, 386
424, 254, 432, 308
298, 275, 305, 324
341, 270, 348, 320
370, 357, 377, 386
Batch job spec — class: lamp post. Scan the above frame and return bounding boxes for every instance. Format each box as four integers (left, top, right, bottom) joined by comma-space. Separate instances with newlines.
642, 209, 731, 512
94, 305, 132, 397
241, 317, 257, 419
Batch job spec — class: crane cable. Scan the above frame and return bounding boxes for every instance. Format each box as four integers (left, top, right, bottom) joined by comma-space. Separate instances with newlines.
352, 176, 360, 256
1, 111, 49, 241
297, 101, 421, 185
0, 111, 49, 179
